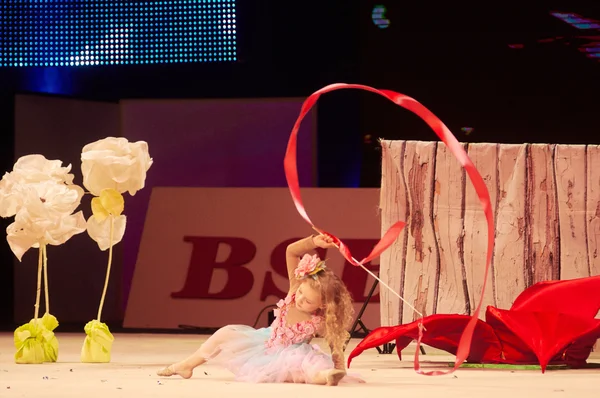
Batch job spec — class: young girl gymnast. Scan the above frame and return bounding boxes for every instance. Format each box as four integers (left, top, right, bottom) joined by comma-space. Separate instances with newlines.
157, 234, 361, 386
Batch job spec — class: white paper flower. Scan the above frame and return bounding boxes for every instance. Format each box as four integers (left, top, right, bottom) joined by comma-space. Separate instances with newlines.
6, 211, 45, 261
11, 155, 75, 185
0, 173, 23, 218
81, 137, 153, 197
5, 181, 86, 261
86, 215, 127, 251
85, 189, 127, 251
0, 155, 76, 218
7, 210, 86, 261
17, 181, 84, 218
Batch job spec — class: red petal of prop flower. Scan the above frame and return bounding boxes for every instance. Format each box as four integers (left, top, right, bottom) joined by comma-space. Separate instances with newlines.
349, 276, 600, 372
487, 307, 600, 372
510, 275, 600, 317
347, 314, 504, 365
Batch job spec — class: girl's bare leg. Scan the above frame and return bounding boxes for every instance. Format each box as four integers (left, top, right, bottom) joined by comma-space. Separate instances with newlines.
156, 345, 209, 379
157, 326, 244, 379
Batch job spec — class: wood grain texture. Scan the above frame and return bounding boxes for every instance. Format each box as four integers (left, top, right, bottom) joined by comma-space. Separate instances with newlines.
588, 145, 600, 351
525, 144, 560, 284
463, 143, 498, 317
494, 144, 527, 309
378, 140, 409, 326
379, 140, 600, 327
555, 145, 590, 280
401, 141, 439, 323
586, 145, 600, 278
433, 142, 468, 315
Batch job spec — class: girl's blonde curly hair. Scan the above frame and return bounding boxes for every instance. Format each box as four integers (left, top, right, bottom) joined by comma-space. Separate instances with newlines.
304, 268, 354, 353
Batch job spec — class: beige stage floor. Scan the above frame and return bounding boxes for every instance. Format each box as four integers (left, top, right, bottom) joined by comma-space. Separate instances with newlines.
0, 333, 598, 398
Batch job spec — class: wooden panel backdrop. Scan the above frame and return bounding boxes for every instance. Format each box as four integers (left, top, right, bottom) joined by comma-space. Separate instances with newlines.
379, 140, 600, 326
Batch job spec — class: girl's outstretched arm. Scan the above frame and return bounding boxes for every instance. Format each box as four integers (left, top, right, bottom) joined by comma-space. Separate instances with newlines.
285, 235, 317, 295
285, 234, 336, 295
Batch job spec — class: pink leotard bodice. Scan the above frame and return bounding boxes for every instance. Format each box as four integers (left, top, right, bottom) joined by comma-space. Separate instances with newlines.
265, 293, 323, 349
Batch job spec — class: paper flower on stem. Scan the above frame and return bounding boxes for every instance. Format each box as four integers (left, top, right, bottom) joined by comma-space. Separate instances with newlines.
0, 155, 86, 364
80, 137, 152, 363
7, 181, 86, 261
86, 189, 127, 251
0, 154, 76, 217
81, 137, 153, 197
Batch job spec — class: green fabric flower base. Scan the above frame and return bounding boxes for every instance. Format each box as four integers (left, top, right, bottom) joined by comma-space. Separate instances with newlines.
81, 320, 114, 363
14, 314, 59, 364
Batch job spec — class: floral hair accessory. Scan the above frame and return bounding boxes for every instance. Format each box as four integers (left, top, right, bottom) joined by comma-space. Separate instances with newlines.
295, 254, 326, 280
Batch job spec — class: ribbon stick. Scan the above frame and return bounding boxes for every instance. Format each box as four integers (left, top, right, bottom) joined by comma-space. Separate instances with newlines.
283, 83, 494, 375
312, 225, 424, 318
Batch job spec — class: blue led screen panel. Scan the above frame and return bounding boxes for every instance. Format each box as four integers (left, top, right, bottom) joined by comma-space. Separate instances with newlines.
1, 0, 237, 67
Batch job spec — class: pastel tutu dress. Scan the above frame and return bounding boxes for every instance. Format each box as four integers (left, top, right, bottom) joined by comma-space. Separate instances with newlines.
206, 293, 338, 383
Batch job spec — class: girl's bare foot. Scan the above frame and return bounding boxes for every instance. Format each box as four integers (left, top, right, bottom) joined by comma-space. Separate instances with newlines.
156, 364, 193, 379
325, 369, 346, 386
313, 369, 346, 386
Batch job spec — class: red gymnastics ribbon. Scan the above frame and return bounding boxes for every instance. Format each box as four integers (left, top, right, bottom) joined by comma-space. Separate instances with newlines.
283, 83, 494, 376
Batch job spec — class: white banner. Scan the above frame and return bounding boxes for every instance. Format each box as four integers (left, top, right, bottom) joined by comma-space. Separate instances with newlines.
124, 187, 384, 330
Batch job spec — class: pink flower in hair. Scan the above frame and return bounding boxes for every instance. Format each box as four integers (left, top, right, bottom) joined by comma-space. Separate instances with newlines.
294, 254, 325, 280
